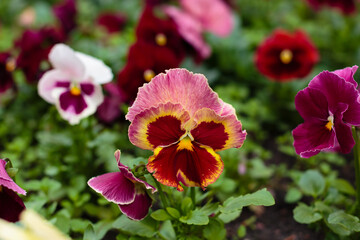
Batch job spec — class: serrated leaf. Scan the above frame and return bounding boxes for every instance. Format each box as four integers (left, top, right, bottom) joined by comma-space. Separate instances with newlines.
327, 211, 360, 236
298, 170, 325, 197
113, 215, 156, 238
179, 209, 209, 225
293, 203, 322, 224
221, 188, 275, 213
151, 209, 172, 221
159, 220, 176, 240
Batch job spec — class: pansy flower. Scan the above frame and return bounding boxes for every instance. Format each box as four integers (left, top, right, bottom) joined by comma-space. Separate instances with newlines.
305, 0, 356, 15
0, 53, 15, 93
0, 159, 26, 222
118, 41, 181, 103
292, 66, 360, 158
255, 29, 319, 81
88, 150, 156, 220
53, 0, 77, 36
126, 68, 246, 191
38, 44, 113, 125
96, 12, 127, 34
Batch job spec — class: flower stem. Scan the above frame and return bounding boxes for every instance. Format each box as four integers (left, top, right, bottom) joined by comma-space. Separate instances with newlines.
152, 176, 169, 209
190, 187, 196, 208
352, 127, 360, 215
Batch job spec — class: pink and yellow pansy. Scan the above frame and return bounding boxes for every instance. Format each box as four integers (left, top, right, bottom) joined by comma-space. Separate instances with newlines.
126, 68, 246, 191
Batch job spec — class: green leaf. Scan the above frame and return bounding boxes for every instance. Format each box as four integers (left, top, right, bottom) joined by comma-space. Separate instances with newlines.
200, 202, 220, 216
179, 209, 209, 225
71, 219, 92, 233
113, 215, 156, 238
159, 220, 176, 240
331, 179, 355, 195
293, 203, 322, 224
181, 197, 193, 213
166, 208, 180, 219
83, 224, 96, 240
220, 188, 275, 213
151, 209, 172, 221
327, 211, 360, 236
285, 188, 302, 203
203, 219, 226, 240
237, 225, 246, 238
298, 170, 325, 197
218, 210, 241, 223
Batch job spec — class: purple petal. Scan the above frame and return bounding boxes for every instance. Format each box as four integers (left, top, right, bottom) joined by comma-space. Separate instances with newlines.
333, 102, 355, 154
88, 172, 135, 204
59, 91, 88, 114
0, 160, 26, 195
80, 82, 95, 95
0, 187, 25, 222
119, 191, 152, 220
55, 81, 71, 88
295, 87, 329, 121
292, 120, 336, 158
332, 65, 358, 88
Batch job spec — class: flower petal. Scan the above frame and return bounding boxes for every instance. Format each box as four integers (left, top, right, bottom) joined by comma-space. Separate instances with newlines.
119, 191, 153, 221
126, 68, 222, 122
0, 188, 25, 222
295, 87, 329, 121
191, 108, 246, 151
128, 103, 190, 150
38, 69, 72, 104
75, 52, 113, 84
0, 160, 26, 195
49, 43, 85, 78
147, 141, 224, 191
88, 172, 135, 204
292, 120, 336, 158
219, 99, 236, 116
332, 65, 358, 88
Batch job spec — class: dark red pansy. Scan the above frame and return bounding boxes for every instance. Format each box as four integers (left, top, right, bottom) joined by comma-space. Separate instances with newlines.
255, 29, 319, 82
305, 0, 356, 15
15, 28, 64, 83
0, 53, 15, 93
53, 0, 77, 36
97, 12, 127, 34
136, 6, 186, 62
117, 41, 181, 103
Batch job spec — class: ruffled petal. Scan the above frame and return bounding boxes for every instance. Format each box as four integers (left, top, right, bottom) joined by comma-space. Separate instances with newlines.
147, 140, 224, 191
219, 99, 236, 116
309, 71, 360, 125
75, 52, 113, 84
292, 120, 336, 158
191, 108, 246, 151
0, 188, 25, 222
119, 190, 153, 221
128, 103, 189, 150
333, 102, 354, 154
38, 69, 72, 104
126, 68, 221, 121
332, 65, 358, 88
0, 160, 26, 195
181, 0, 234, 37
49, 43, 85, 78
87, 172, 135, 204
295, 87, 329, 121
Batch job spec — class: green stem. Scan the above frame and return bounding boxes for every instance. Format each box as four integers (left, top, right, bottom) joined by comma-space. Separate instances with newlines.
152, 176, 169, 209
190, 187, 196, 208
352, 127, 360, 215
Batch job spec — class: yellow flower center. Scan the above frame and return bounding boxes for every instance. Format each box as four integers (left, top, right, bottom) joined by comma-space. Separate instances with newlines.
280, 49, 293, 64
177, 137, 193, 151
325, 115, 334, 131
155, 33, 167, 46
5, 58, 16, 72
144, 69, 155, 82
70, 86, 81, 96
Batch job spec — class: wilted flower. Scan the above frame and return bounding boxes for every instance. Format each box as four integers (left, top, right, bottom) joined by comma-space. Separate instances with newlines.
97, 12, 127, 34
38, 43, 113, 125
126, 68, 246, 191
293, 66, 360, 158
0, 209, 70, 240
15, 28, 64, 83
0, 159, 26, 222
255, 29, 319, 81
88, 150, 156, 220
0, 53, 15, 93
118, 41, 181, 103
53, 0, 77, 35
305, 0, 356, 15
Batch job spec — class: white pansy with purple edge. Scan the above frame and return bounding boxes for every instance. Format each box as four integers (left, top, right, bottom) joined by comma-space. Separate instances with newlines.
38, 44, 113, 125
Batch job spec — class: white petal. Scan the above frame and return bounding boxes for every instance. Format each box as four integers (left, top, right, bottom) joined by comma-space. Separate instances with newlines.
38, 69, 72, 104
75, 52, 113, 84
49, 43, 85, 78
